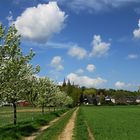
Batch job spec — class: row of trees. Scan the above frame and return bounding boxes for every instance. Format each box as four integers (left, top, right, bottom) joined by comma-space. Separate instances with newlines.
79, 88, 140, 105
0, 24, 73, 125
59, 78, 140, 106
59, 79, 82, 106
26, 76, 73, 113
81, 88, 140, 97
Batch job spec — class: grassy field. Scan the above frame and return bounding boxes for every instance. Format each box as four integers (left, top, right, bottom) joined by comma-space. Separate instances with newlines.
0, 106, 68, 140
1, 106, 140, 140
0, 106, 42, 127
76, 106, 140, 140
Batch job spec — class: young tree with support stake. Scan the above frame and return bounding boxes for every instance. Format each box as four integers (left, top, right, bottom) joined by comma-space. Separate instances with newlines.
0, 24, 39, 125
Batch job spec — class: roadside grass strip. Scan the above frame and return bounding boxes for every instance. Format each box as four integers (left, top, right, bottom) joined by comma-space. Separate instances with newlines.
36, 108, 75, 140
0, 107, 57, 127
73, 107, 89, 140
0, 109, 68, 140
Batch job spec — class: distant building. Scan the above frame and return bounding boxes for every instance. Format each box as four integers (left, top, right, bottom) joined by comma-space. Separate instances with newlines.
17, 100, 30, 107
136, 96, 140, 103
111, 98, 116, 104
105, 96, 111, 102
126, 96, 136, 104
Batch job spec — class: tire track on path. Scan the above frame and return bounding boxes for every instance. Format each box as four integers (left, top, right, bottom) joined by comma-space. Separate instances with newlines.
24, 111, 68, 140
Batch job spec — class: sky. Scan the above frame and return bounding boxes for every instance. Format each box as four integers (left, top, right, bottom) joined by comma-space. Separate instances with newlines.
0, 0, 140, 91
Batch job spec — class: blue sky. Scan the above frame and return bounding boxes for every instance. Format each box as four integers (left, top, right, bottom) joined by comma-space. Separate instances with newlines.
0, 0, 140, 91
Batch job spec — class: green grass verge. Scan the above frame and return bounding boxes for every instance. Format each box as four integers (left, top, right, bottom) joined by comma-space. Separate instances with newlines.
36, 108, 75, 140
73, 107, 89, 140
0, 108, 68, 140
0, 107, 47, 127
81, 106, 140, 140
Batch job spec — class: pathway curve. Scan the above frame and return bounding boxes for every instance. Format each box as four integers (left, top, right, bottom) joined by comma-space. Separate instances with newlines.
24, 111, 68, 140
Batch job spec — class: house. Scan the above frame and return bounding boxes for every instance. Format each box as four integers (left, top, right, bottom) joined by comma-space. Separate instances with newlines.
111, 98, 116, 104
115, 96, 136, 105
17, 100, 30, 106
83, 95, 99, 105
126, 96, 136, 104
136, 96, 140, 103
105, 96, 111, 102
83, 97, 88, 105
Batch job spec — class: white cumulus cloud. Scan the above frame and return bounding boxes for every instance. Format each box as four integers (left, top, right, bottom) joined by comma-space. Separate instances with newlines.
68, 45, 87, 59
15, 2, 67, 43
133, 19, 140, 38
51, 56, 64, 71
115, 81, 135, 90
86, 64, 96, 72
67, 73, 107, 88
127, 54, 139, 59
115, 81, 126, 89
90, 35, 111, 57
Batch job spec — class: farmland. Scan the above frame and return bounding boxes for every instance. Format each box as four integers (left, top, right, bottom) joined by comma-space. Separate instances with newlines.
74, 106, 140, 140
0, 106, 68, 140
0, 106, 140, 140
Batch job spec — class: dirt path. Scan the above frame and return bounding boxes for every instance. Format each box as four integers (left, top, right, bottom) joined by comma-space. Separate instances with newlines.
24, 111, 68, 140
58, 107, 79, 140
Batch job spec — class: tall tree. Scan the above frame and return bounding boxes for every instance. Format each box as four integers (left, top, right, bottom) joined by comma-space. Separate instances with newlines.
62, 78, 66, 87
0, 24, 39, 124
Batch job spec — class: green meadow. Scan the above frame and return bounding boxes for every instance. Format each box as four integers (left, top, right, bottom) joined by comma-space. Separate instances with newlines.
0, 106, 68, 140
0, 106, 140, 140
74, 106, 140, 140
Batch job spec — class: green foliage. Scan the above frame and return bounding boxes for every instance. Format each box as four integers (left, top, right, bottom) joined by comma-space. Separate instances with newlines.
0, 24, 39, 124
0, 24, 73, 125
83, 88, 96, 96
25, 76, 39, 107
0, 24, 39, 103
37, 77, 55, 113
60, 82, 82, 106
25, 76, 73, 114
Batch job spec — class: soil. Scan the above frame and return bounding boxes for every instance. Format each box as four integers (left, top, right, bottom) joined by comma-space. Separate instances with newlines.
58, 107, 79, 140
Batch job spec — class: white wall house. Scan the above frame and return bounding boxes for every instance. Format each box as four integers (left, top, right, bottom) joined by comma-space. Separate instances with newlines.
136, 97, 140, 103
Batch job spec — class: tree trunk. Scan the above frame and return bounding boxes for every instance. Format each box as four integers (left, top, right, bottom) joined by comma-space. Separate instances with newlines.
13, 102, 17, 125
